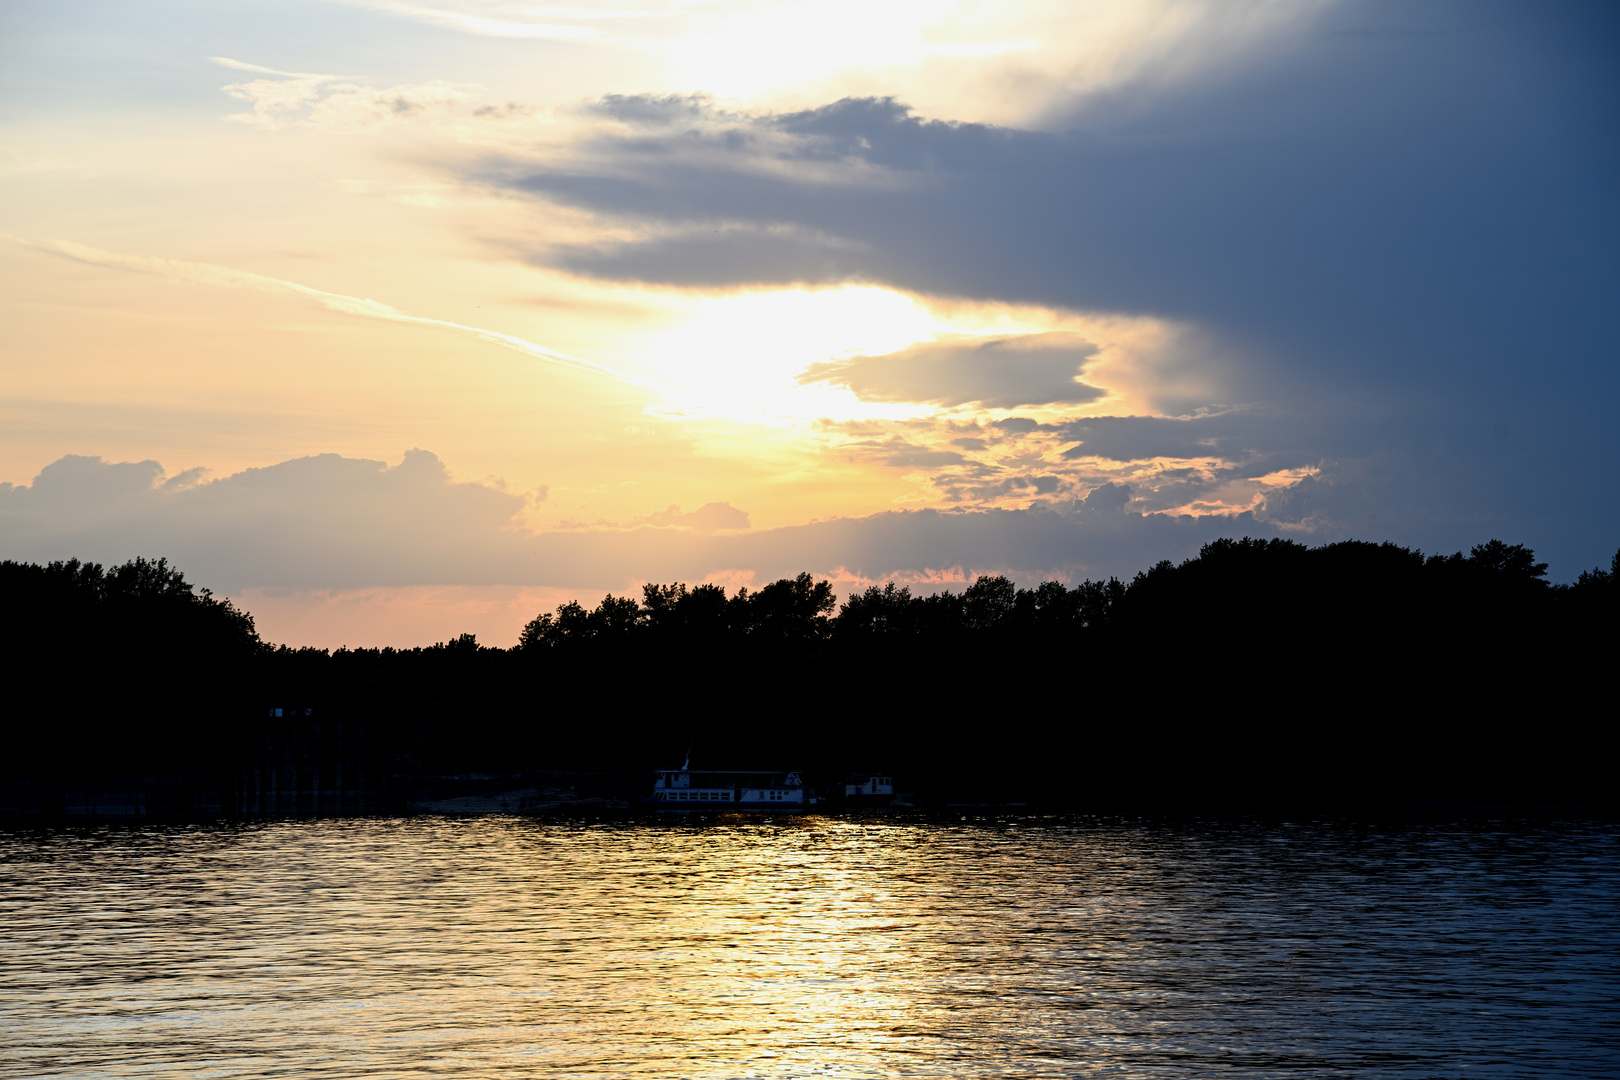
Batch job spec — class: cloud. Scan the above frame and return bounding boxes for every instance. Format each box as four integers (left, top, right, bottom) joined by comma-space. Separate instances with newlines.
0, 450, 1281, 593
859, 438, 967, 470
1084, 481, 1133, 512
468, 27, 1618, 567
4, 235, 650, 391
799, 332, 1104, 409
473, 4, 1619, 434
7, 446, 1609, 605
0, 450, 534, 590
214, 57, 473, 132
991, 417, 1055, 434
327, 1, 599, 41
636, 502, 751, 531
306, 81, 472, 132
211, 58, 331, 79
550, 227, 874, 290
1057, 413, 1304, 464
327, 0, 1332, 127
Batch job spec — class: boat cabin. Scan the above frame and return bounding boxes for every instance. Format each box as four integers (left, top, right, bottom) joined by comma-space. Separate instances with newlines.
652, 761, 808, 812
845, 776, 894, 798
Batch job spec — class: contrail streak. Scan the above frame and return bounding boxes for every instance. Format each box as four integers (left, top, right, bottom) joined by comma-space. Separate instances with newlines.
5, 234, 665, 394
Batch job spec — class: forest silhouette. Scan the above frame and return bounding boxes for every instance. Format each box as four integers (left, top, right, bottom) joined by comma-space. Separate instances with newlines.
3, 537, 1615, 809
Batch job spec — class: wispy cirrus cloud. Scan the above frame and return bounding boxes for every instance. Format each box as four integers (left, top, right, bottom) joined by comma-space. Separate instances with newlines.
3, 234, 653, 392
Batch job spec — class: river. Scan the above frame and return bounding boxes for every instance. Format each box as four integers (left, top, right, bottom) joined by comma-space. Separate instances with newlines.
1, 815, 1615, 1077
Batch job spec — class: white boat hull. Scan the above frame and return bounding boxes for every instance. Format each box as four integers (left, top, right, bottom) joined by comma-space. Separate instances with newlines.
650, 766, 811, 813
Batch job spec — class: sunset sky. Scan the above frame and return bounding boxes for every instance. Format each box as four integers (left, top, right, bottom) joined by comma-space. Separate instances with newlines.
2, 0, 1616, 646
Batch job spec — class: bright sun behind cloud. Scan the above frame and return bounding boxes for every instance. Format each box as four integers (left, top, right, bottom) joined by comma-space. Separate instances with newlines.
612, 284, 1195, 429
626, 286, 954, 425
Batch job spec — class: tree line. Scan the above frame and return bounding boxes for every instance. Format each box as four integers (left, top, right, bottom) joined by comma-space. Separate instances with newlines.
3, 538, 1615, 805
513, 537, 1616, 648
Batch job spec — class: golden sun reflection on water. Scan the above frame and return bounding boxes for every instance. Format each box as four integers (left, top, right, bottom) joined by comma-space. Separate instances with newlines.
0, 815, 1613, 1078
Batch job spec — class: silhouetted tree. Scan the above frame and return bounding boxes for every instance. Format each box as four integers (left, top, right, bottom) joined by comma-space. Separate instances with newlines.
962, 575, 1016, 631
836, 582, 917, 638
733, 573, 837, 641
0, 556, 263, 778
1468, 539, 1549, 585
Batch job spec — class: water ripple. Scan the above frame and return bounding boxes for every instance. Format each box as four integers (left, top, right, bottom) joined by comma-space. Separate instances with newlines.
1, 816, 1615, 1078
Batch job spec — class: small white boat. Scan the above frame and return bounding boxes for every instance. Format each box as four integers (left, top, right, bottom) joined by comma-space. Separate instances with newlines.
651, 756, 810, 812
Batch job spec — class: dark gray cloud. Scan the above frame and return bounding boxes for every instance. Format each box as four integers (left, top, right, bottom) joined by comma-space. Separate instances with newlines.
495, 14, 1619, 396
589, 93, 719, 128
800, 332, 1104, 408
470, 0, 1620, 570
547, 227, 872, 289
1084, 482, 1133, 512
1057, 413, 1316, 465
991, 417, 1056, 435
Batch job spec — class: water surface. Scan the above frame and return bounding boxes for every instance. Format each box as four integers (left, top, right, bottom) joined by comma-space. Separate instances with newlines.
1, 815, 1615, 1077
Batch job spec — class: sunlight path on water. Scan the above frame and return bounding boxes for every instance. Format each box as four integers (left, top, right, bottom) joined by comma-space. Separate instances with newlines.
0, 816, 1616, 1078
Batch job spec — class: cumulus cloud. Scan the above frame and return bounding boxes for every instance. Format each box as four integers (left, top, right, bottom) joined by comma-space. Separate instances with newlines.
0, 450, 534, 589
799, 332, 1104, 409
1, 450, 1291, 592
802, 402, 1349, 517
8, 445, 1606, 597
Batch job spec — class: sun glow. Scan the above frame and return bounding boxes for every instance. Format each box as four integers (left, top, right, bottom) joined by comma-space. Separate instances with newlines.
611, 284, 1191, 428
623, 286, 941, 425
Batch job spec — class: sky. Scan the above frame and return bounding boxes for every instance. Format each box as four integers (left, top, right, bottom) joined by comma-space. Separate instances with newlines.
1, 0, 1616, 647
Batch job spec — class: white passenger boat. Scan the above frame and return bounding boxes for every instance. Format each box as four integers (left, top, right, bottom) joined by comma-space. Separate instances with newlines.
651, 757, 810, 812
843, 774, 895, 807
